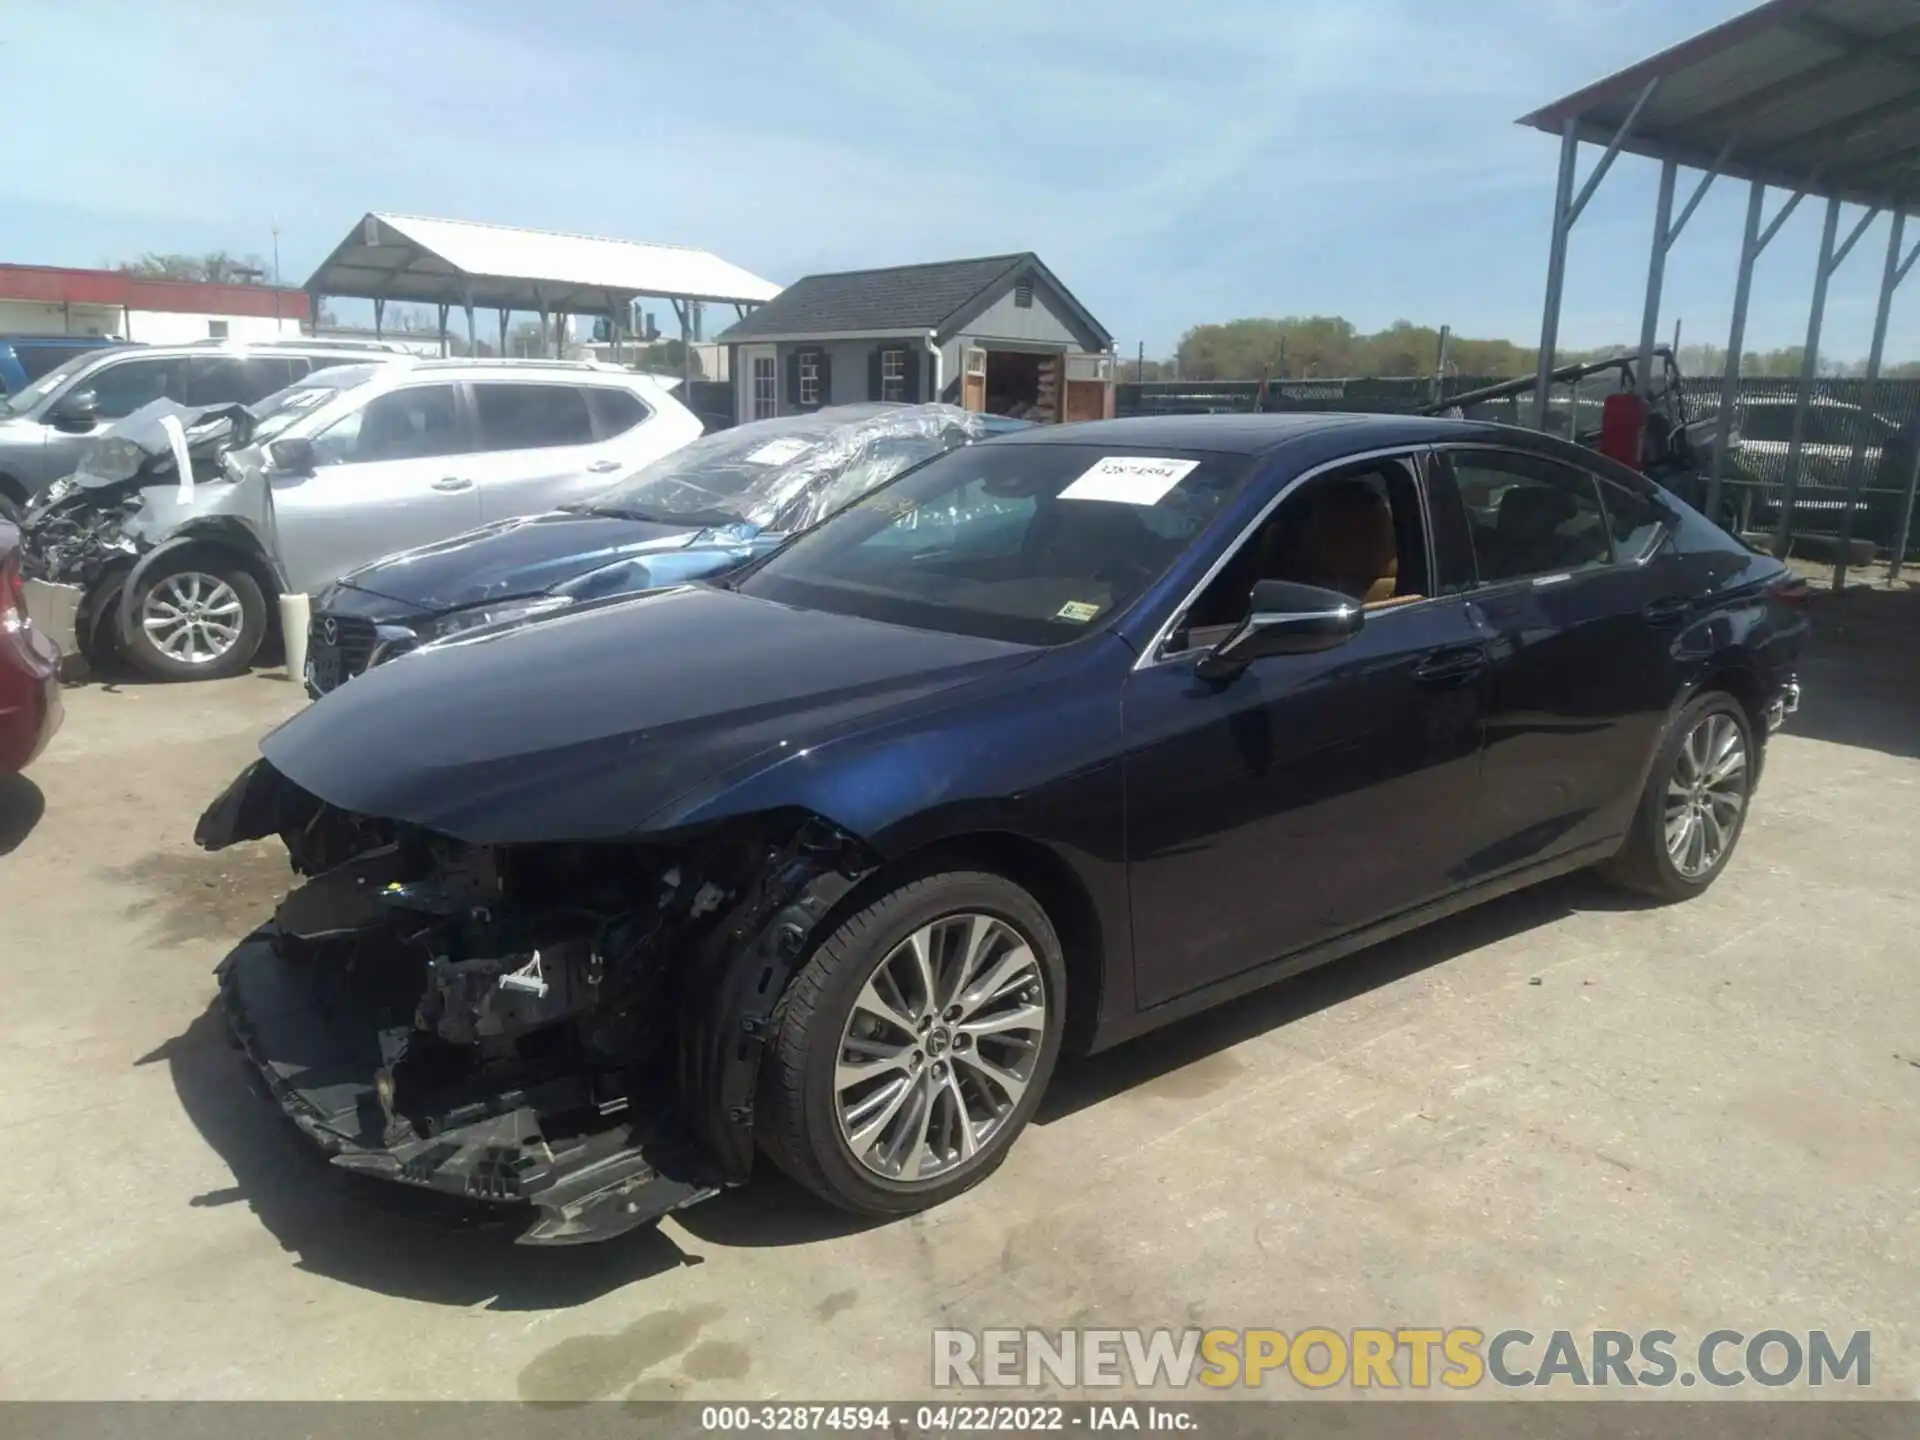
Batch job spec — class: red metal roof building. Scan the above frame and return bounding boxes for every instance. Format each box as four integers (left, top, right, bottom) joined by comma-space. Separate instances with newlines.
0, 263, 310, 343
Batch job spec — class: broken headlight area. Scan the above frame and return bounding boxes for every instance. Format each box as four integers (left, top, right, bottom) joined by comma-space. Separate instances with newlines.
199, 760, 874, 1246
20, 484, 143, 587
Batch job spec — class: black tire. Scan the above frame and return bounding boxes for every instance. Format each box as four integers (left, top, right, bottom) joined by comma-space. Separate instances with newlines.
1599, 689, 1756, 902
121, 546, 268, 681
0, 480, 23, 525
758, 869, 1067, 1216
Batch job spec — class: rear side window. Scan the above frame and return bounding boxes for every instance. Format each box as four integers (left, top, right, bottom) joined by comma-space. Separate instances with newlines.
1598, 479, 1668, 562
472, 382, 596, 450
187, 355, 301, 406
1738, 406, 1795, 444
311, 384, 464, 464
1447, 450, 1612, 584
585, 385, 650, 439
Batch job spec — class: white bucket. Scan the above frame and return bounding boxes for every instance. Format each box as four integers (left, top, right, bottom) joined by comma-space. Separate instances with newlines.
279, 592, 311, 686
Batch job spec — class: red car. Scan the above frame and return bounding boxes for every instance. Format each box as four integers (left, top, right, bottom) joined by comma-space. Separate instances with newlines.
0, 520, 61, 778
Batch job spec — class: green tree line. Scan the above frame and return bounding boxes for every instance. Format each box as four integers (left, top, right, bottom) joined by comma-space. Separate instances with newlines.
1138, 316, 1920, 383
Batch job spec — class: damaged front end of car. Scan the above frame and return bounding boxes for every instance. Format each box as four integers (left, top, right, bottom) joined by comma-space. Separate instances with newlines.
20, 401, 268, 659
196, 757, 878, 1246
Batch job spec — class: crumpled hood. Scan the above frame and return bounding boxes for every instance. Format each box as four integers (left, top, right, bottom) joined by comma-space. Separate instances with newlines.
259, 583, 1036, 844
334, 509, 754, 615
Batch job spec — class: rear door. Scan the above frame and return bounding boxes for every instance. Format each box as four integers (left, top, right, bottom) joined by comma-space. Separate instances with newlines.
464, 380, 608, 521
270, 381, 480, 593
1433, 444, 1690, 880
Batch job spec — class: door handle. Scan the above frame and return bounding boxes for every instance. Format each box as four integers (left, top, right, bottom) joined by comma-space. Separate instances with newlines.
1641, 597, 1691, 627
1414, 646, 1486, 687
586, 459, 621, 474
432, 476, 474, 492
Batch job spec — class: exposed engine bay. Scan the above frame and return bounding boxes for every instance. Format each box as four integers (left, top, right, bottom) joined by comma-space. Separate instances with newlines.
197, 757, 876, 1245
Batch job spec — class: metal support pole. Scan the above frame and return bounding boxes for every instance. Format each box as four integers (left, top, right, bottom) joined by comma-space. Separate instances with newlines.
436, 302, 450, 359
1773, 197, 1844, 559
1834, 211, 1906, 590
1638, 159, 1678, 400
1533, 120, 1580, 430
608, 299, 622, 365
373, 297, 385, 339
497, 308, 509, 358
464, 302, 476, 358
1888, 429, 1920, 582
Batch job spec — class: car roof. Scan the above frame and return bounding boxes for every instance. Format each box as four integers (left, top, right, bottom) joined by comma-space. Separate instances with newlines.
987, 411, 1488, 456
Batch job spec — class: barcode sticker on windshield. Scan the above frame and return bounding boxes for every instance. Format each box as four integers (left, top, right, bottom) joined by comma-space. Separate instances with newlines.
744, 437, 812, 466
1059, 456, 1199, 505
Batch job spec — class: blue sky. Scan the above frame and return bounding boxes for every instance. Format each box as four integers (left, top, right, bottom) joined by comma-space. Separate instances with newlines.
5, 0, 1914, 363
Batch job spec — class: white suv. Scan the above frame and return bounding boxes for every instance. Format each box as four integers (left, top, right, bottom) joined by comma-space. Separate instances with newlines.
22, 358, 700, 680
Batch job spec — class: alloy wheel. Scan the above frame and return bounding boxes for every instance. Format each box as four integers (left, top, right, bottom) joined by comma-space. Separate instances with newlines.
834, 912, 1048, 1183
141, 572, 245, 665
1665, 711, 1747, 879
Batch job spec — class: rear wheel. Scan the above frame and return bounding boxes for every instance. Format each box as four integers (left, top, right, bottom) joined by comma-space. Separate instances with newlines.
759, 870, 1066, 1216
122, 547, 268, 681
1599, 690, 1754, 901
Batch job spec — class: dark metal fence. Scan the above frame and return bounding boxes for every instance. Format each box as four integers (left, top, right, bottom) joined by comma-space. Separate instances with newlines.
1116, 375, 1920, 554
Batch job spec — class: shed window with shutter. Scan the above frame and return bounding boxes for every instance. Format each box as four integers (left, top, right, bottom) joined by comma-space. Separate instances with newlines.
798, 351, 821, 407
880, 349, 906, 402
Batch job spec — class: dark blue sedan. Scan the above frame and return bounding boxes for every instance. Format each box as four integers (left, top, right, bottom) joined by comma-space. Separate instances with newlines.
302, 402, 1002, 694
199, 413, 1805, 1242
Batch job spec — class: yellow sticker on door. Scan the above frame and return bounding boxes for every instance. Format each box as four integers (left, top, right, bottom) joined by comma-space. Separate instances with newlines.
1056, 600, 1102, 623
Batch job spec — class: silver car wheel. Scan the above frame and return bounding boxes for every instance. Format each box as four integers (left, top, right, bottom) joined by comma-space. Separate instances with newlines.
1665, 711, 1747, 879
141, 572, 245, 666
834, 912, 1047, 1184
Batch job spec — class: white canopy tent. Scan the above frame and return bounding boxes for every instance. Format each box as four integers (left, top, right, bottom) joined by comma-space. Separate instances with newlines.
304, 212, 781, 373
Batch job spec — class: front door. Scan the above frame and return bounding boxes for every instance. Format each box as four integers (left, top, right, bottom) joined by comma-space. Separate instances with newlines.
272, 382, 480, 594
961, 346, 987, 412
1434, 445, 1691, 880
1123, 452, 1490, 1009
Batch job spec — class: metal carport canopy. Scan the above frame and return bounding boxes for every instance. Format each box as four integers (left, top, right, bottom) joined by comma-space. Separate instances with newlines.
1518, 0, 1920, 585
303, 213, 782, 314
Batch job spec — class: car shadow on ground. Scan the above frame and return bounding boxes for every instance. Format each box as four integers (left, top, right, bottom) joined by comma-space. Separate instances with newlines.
142, 1005, 703, 1311
1035, 869, 1641, 1127
0, 773, 45, 855
147, 871, 1629, 1297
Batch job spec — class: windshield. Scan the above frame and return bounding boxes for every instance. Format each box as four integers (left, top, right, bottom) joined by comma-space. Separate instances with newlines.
247, 365, 379, 444
587, 406, 966, 530
739, 442, 1257, 646
2, 351, 103, 416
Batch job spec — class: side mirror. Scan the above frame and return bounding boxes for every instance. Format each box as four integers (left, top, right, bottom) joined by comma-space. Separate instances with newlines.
1194, 579, 1363, 680
48, 391, 99, 431
268, 437, 315, 475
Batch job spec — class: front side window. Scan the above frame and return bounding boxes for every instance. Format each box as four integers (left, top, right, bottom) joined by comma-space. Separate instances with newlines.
752, 356, 777, 418
187, 355, 300, 407
311, 384, 464, 465
83, 356, 190, 419
880, 349, 906, 403
741, 443, 1255, 646
798, 351, 821, 407
1448, 450, 1612, 584
472, 382, 595, 450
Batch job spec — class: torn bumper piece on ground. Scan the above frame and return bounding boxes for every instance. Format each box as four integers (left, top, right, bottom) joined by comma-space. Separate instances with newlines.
199, 757, 875, 1245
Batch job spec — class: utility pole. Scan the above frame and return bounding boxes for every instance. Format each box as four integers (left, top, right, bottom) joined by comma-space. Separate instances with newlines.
1137, 340, 1145, 383
270, 218, 281, 286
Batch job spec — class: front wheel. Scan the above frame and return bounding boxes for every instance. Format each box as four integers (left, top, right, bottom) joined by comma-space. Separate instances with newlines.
122, 548, 268, 681
758, 870, 1066, 1216
1599, 690, 1755, 901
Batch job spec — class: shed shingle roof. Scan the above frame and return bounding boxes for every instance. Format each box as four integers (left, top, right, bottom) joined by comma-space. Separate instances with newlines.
717, 254, 1036, 341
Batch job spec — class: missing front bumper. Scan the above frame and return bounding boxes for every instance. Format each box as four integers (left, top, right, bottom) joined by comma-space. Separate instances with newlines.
216, 929, 721, 1246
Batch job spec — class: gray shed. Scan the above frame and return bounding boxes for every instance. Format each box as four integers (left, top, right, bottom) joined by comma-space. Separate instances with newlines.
715, 253, 1114, 427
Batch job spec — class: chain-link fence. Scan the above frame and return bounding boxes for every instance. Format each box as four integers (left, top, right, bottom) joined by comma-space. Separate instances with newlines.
1116, 374, 1920, 555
